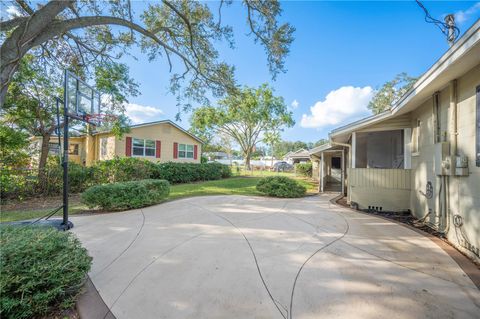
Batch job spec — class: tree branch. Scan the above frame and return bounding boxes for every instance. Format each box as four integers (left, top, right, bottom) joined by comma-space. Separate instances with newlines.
0, 17, 28, 31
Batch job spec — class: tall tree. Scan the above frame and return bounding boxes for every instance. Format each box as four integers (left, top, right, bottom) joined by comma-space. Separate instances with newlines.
368, 72, 417, 114
0, 0, 295, 108
263, 130, 281, 167
0, 124, 29, 169
1, 54, 136, 187
191, 84, 294, 169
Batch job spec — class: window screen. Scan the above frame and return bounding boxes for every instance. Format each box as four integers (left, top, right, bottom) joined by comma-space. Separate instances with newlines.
133, 138, 156, 157
178, 144, 194, 158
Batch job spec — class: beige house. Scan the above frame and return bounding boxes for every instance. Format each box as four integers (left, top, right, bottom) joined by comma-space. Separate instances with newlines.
32, 120, 203, 166
311, 20, 480, 262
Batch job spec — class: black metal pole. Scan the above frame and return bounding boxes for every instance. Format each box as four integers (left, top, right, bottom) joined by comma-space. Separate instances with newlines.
62, 71, 69, 229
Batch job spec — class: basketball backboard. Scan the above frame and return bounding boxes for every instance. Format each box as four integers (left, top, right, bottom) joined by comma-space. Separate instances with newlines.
64, 70, 101, 125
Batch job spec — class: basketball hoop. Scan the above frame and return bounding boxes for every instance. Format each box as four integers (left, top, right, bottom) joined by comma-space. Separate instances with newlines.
84, 113, 118, 126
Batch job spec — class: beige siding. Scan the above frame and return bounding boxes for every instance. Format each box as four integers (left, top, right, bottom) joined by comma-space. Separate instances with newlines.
410, 63, 480, 261
115, 122, 202, 163
348, 168, 411, 211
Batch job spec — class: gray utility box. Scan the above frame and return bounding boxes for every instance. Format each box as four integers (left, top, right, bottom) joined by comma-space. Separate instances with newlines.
455, 155, 469, 176
434, 142, 469, 176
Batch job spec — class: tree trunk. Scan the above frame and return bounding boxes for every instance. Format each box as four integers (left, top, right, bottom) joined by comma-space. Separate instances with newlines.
270, 143, 274, 168
38, 132, 52, 192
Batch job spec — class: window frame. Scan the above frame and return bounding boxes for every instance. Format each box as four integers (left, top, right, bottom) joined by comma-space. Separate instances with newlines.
178, 143, 194, 159
412, 119, 421, 155
132, 138, 156, 158
100, 137, 108, 158
69, 143, 79, 155
48, 142, 60, 155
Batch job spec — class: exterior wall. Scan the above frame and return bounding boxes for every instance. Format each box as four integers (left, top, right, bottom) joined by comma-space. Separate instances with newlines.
30, 136, 86, 165
348, 168, 411, 211
410, 63, 480, 261
115, 122, 202, 163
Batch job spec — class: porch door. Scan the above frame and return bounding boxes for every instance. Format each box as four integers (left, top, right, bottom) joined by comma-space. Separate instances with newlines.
330, 157, 342, 183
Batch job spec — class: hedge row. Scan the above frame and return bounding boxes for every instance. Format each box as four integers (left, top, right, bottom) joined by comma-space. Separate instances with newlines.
0, 226, 92, 319
82, 179, 170, 210
1, 157, 232, 201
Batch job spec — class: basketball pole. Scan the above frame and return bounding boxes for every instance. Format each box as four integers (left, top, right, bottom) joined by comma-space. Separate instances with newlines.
62, 70, 70, 230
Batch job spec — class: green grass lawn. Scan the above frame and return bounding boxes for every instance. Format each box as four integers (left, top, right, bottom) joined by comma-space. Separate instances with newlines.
1, 176, 317, 223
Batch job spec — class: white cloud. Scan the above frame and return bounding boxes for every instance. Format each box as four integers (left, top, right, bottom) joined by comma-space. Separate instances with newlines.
291, 99, 299, 109
125, 103, 164, 124
454, 2, 480, 24
300, 86, 373, 129
6, 6, 22, 18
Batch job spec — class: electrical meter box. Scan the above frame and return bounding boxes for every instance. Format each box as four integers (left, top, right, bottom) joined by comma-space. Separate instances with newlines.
435, 142, 451, 176
455, 155, 469, 176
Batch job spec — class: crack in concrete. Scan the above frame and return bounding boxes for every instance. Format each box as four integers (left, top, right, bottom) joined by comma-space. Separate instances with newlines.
93, 209, 146, 279
288, 210, 350, 319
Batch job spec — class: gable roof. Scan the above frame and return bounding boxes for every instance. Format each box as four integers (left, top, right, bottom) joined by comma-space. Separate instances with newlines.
285, 149, 310, 158
330, 18, 480, 141
95, 119, 204, 144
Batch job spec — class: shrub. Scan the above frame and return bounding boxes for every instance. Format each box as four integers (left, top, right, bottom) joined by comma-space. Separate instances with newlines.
82, 179, 170, 210
151, 162, 231, 183
92, 157, 156, 184
295, 162, 312, 177
256, 176, 306, 198
0, 226, 92, 319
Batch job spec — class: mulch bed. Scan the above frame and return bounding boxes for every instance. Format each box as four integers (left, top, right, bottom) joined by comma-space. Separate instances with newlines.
1, 194, 82, 212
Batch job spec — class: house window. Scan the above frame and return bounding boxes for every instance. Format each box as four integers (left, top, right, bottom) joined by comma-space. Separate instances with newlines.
412, 119, 421, 154
48, 143, 60, 154
69, 143, 79, 155
476, 85, 480, 167
133, 138, 156, 157
178, 144, 194, 159
100, 137, 108, 157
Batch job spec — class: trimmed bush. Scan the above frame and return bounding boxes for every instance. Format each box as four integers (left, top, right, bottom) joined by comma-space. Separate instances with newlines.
256, 176, 306, 198
295, 162, 312, 177
82, 179, 170, 210
0, 226, 92, 319
92, 157, 156, 184
151, 162, 231, 183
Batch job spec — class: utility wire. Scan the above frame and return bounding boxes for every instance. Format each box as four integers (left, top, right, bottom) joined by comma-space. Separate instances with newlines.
415, 0, 460, 42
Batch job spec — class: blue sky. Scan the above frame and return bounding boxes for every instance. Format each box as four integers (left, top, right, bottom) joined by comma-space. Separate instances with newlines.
117, 1, 480, 143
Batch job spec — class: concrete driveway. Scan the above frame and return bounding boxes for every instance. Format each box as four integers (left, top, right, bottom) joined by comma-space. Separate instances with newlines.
72, 195, 479, 319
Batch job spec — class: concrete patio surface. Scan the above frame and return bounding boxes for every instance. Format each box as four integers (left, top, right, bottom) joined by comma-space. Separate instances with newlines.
72, 194, 480, 319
